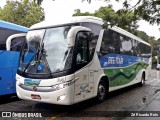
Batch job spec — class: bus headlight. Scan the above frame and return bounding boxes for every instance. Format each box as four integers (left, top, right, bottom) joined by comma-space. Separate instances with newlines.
52, 80, 74, 91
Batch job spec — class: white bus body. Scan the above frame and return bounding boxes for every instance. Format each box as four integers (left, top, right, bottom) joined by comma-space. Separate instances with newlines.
16, 16, 151, 105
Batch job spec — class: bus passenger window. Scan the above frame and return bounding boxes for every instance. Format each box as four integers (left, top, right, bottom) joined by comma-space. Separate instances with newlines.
112, 32, 120, 54
132, 39, 138, 56
88, 33, 97, 62
75, 31, 91, 71
81, 22, 101, 61
75, 32, 88, 65
136, 41, 141, 57
99, 29, 115, 57
120, 35, 132, 56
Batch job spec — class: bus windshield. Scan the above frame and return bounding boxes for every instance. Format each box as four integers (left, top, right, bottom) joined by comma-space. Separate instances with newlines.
19, 26, 74, 76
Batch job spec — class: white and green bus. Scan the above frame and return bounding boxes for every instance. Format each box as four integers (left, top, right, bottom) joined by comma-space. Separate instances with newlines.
15, 16, 151, 105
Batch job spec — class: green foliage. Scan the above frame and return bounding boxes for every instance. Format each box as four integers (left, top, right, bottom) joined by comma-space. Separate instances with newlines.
133, 30, 149, 42
73, 9, 94, 16
73, 6, 140, 32
33, 0, 43, 6
85, 0, 160, 25
36, 0, 160, 25
94, 6, 118, 28
152, 56, 157, 64
0, 0, 45, 27
133, 0, 160, 25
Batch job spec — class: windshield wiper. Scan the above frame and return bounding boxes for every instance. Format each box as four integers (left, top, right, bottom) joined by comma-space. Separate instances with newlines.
21, 41, 53, 78
21, 43, 40, 75
39, 44, 52, 78
21, 50, 37, 76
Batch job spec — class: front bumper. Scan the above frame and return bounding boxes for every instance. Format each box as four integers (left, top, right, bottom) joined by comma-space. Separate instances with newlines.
16, 83, 74, 105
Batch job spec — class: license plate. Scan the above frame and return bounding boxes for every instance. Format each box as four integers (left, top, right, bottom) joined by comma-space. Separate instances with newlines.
31, 94, 41, 100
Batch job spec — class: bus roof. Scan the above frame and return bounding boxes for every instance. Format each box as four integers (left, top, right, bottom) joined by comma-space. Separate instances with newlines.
30, 16, 103, 30
0, 20, 28, 32
30, 16, 150, 46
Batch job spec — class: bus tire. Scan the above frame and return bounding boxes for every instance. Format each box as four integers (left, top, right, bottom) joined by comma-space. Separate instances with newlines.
139, 73, 145, 86
96, 80, 108, 102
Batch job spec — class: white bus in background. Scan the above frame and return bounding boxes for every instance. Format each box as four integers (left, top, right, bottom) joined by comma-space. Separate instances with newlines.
14, 16, 151, 105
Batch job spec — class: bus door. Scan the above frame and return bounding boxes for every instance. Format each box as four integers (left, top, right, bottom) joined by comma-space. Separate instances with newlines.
74, 31, 93, 103
0, 33, 27, 95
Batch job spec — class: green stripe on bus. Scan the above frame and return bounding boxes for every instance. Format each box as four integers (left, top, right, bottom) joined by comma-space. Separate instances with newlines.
104, 62, 149, 87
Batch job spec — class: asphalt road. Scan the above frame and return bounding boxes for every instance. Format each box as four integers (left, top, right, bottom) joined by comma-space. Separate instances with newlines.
0, 70, 159, 120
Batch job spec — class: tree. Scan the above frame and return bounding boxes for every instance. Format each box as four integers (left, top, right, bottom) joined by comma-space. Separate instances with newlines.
33, 0, 43, 6
35, 0, 160, 25
133, 30, 149, 42
0, 0, 45, 27
34, 0, 55, 6
73, 6, 140, 32
83, 0, 160, 26
73, 9, 94, 16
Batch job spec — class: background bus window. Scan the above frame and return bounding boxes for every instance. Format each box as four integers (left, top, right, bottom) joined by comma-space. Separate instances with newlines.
0, 28, 18, 50
10, 37, 26, 51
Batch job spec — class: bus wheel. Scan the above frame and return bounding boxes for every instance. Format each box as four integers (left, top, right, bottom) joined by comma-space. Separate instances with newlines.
96, 80, 107, 102
139, 73, 145, 86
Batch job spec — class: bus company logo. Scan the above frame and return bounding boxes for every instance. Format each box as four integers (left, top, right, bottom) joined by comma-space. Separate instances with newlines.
33, 86, 37, 91
24, 79, 41, 86
37, 64, 44, 71
103, 56, 124, 67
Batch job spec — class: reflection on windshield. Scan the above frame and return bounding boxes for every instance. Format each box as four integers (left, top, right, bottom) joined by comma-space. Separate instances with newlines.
26, 30, 45, 43
22, 30, 45, 64
43, 26, 72, 72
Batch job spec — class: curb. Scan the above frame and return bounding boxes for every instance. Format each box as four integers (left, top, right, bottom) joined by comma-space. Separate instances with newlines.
138, 91, 160, 111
